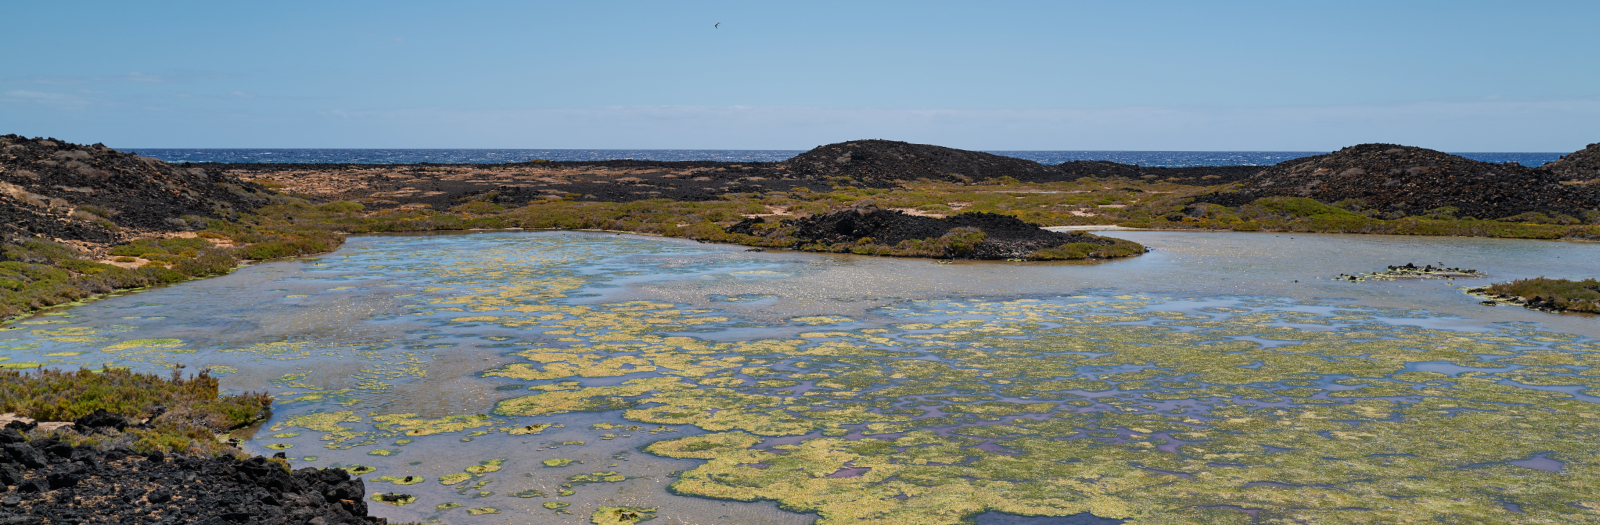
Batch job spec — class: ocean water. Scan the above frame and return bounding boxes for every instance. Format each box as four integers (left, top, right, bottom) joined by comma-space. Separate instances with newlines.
125, 148, 1568, 168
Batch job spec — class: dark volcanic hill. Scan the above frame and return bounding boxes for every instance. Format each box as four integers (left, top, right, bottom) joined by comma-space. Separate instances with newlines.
1, 135, 270, 245
782, 139, 1059, 184
1050, 161, 1265, 185
780, 139, 1262, 186
1198, 143, 1598, 220
1543, 142, 1600, 180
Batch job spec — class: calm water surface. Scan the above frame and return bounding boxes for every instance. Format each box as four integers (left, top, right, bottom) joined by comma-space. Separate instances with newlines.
2, 231, 1598, 524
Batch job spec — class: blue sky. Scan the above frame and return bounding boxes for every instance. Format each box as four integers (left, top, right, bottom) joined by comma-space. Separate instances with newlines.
3, 1, 1596, 151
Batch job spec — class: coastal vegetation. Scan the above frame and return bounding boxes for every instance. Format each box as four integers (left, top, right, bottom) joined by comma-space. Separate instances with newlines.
4, 134, 1600, 522
7, 170, 1600, 325
1479, 277, 1600, 313
6, 135, 1600, 325
0, 366, 272, 454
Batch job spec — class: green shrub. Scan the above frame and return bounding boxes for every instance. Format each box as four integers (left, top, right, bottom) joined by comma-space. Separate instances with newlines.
55, 259, 115, 276
1486, 277, 1600, 313
453, 201, 506, 214
0, 367, 272, 454
238, 237, 333, 260
1252, 196, 1361, 219
317, 201, 365, 213
936, 227, 986, 256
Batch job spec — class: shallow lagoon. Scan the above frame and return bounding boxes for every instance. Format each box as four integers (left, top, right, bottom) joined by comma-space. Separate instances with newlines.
3, 230, 1600, 524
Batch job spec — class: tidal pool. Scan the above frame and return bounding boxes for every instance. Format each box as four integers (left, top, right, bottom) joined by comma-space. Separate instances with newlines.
3, 230, 1600, 524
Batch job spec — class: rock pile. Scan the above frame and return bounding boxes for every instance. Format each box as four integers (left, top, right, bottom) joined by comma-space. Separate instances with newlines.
1, 422, 387, 524
1050, 161, 1264, 185
0, 135, 270, 244
782, 140, 1059, 185
1543, 143, 1600, 180
1198, 143, 1599, 220
731, 207, 1136, 259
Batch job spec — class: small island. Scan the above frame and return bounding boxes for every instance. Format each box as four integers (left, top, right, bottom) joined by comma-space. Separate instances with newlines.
1473, 277, 1600, 313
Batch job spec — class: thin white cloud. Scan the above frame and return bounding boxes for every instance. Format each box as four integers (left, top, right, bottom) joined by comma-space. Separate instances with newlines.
3, 90, 93, 109
0, 69, 237, 86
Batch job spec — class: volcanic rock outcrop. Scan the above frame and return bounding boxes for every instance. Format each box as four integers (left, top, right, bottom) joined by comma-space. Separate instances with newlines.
729, 207, 1139, 259
0, 135, 270, 245
1197, 143, 1599, 220
0, 424, 387, 524
782, 139, 1060, 184
1543, 143, 1600, 181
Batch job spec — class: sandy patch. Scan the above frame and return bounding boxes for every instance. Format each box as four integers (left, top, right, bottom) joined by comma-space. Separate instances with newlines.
98, 257, 149, 269
889, 208, 947, 218
0, 413, 74, 432
741, 205, 795, 219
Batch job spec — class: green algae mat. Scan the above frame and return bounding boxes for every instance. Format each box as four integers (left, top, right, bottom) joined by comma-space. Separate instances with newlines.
3, 231, 1599, 524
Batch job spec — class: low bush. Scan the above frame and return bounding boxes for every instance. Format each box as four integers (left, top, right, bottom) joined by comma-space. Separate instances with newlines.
0, 367, 272, 454
1485, 277, 1600, 313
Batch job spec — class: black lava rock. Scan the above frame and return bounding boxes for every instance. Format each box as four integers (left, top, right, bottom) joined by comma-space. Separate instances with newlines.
1544, 142, 1600, 180
0, 437, 388, 524
784, 139, 1058, 184
737, 207, 1128, 259
72, 408, 130, 432
0, 134, 271, 244
1195, 143, 1600, 220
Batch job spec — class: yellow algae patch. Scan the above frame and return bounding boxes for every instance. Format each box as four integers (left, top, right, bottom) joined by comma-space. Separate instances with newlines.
494, 377, 690, 416
102, 338, 184, 352
505, 423, 562, 435
228, 341, 312, 356
270, 411, 369, 448
542, 458, 575, 468
486, 353, 657, 380
372, 413, 496, 436
465, 459, 506, 475
369, 493, 416, 506
590, 506, 657, 525
644, 432, 764, 459
274, 411, 360, 432
564, 471, 627, 485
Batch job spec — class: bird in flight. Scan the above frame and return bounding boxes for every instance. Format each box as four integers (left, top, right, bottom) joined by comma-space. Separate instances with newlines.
714, 22, 720, 28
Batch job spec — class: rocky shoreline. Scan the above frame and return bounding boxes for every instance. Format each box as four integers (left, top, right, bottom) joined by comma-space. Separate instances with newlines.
2, 421, 387, 524
1469, 277, 1600, 314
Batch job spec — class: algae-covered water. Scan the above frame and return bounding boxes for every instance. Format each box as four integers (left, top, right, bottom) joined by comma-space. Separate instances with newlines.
4, 230, 1600, 524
